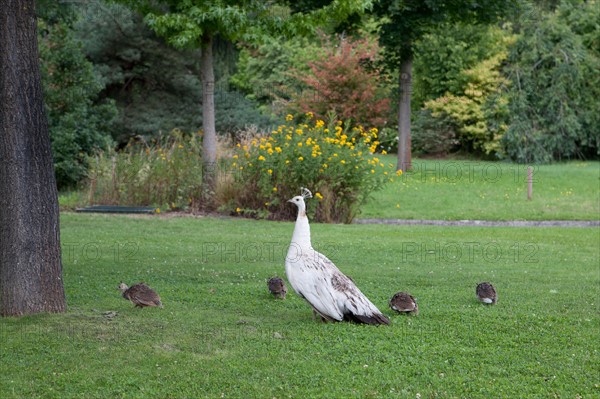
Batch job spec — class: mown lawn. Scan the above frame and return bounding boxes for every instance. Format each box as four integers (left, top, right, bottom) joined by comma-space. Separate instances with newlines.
1, 213, 598, 398
361, 158, 600, 220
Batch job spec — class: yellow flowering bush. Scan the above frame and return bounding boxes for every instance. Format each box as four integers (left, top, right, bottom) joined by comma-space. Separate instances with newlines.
229, 114, 397, 223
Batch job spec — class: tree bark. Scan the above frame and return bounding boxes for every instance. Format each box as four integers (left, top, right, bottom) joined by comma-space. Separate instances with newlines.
397, 56, 413, 172
0, 0, 66, 316
199, 31, 217, 208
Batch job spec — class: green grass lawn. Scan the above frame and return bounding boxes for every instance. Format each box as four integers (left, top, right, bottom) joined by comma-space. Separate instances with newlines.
361, 158, 600, 221
1, 213, 598, 398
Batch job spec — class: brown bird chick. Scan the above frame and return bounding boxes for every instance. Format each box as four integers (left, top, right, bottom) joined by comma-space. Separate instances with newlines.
118, 282, 163, 308
476, 282, 497, 304
389, 292, 419, 316
267, 277, 287, 299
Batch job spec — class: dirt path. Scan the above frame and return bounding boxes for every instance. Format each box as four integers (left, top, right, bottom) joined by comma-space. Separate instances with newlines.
354, 219, 600, 227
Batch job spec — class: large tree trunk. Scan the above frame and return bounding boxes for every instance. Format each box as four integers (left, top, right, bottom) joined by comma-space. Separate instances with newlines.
397, 56, 413, 171
199, 32, 217, 209
0, 0, 66, 316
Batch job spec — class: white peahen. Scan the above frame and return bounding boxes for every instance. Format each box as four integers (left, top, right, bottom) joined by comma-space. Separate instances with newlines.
285, 188, 389, 325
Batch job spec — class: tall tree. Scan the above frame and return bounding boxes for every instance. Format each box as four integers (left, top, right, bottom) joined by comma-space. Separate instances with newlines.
115, 0, 271, 207
0, 0, 66, 316
116, 0, 370, 207
374, 0, 518, 170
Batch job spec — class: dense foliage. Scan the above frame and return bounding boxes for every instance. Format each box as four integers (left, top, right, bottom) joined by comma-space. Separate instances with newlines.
38, 0, 599, 197
231, 36, 324, 114
38, 13, 117, 188
502, 0, 600, 162
412, 25, 515, 156
75, 2, 271, 142
288, 35, 391, 130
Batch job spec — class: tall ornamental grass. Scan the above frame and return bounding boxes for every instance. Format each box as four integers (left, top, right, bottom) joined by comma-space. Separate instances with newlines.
87, 129, 203, 210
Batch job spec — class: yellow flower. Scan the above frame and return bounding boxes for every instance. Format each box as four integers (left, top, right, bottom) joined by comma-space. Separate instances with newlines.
296, 129, 303, 135
267, 169, 273, 175
285, 134, 292, 140
315, 120, 325, 128
155, 208, 161, 214
265, 202, 270, 206
315, 192, 324, 200
298, 156, 304, 161
267, 148, 274, 155
322, 163, 328, 168
272, 187, 278, 192
396, 203, 400, 208
333, 153, 338, 157
305, 111, 314, 119
285, 114, 294, 121
258, 155, 266, 161
275, 147, 282, 153
232, 154, 238, 159
371, 169, 375, 174
381, 150, 387, 155
236, 207, 242, 213
298, 142, 303, 147
396, 170, 403, 176
236, 143, 241, 147
285, 160, 290, 164
340, 160, 346, 165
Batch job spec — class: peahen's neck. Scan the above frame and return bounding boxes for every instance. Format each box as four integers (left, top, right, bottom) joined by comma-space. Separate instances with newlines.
290, 210, 312, 251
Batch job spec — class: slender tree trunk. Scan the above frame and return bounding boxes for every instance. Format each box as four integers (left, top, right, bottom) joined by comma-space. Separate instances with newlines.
0, 0, 66, 316
397, 56, 413, 171
199, 32, 217, 209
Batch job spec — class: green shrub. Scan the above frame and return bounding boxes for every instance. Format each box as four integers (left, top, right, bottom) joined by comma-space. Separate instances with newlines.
39, 18, 117, 188
230, 36, 324, 112
224, 114, 399, 223
287, 35, 392, 130
502, 1, 600, 163
413, 23, 511, 105
422, 49, 512, 156
412, 110, 460, 156
87, 130, 203, 209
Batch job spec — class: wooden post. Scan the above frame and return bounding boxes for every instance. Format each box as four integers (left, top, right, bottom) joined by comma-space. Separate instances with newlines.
527, 166, 533, 200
